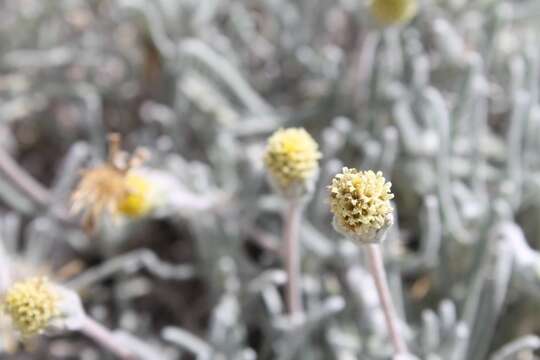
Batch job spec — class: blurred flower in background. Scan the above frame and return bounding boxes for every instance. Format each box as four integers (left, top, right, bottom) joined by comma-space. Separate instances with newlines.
71, 134, 153, 232
370, 0, 418, 25
264, 127, 321, 198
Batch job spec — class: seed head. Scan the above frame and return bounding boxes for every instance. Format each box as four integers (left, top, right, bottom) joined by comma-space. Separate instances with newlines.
2, 277, 59, 336
263, 128, 321, 197
71, 134, 153, 231
370, 0, 418, 26
329, 168, 394, 243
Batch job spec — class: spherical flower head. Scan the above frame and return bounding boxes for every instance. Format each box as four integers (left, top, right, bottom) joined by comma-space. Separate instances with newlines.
370, 0, 418, 26
263, 128, 321, 198
71, 134, 153, 232
2, 277, 59, 336
329, 168, 394, 244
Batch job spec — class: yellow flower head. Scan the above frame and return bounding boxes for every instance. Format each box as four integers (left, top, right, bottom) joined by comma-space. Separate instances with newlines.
2, 277, 59, 336
329, 168, 394, 241
263, 128, 321, 193
370, 0, 418, 26
71, 134, 153, 232
117, 173, 153, 217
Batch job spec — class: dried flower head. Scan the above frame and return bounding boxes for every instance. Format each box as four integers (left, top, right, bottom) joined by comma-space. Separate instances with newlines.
71, 134, 153, 231
329, 168, 394, 243
370, 0, 418, 26
263, 128, 321, 197
2, 277, 59, 336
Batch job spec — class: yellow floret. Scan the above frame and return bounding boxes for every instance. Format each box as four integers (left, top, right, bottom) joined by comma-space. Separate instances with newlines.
263, 128, 321, 189
2, 278, 59, 336
329, 168, 394, 236
370, 0, 418, 25
117, 173, 153, 217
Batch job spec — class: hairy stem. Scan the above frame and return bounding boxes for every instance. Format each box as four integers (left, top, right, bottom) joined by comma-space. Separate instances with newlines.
283, 200, 303, 317
366, 243, 408, 355
80, 316, 136, 360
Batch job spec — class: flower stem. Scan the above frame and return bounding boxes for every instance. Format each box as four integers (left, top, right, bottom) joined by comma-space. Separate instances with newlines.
366, 243, 408, 355
80, 316, 136, 360
283, 200, 303, 317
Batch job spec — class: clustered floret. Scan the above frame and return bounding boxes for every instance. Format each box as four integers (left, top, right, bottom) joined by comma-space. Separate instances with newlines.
329, 167, 394, 237
2, 277, 59, 336
263, 128, 321, 190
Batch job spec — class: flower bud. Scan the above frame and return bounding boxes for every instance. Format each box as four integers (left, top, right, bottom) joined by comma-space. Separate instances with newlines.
263, 128, 321, 199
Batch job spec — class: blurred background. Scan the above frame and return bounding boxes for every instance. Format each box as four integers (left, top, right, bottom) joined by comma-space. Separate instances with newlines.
1, 0, 540, 359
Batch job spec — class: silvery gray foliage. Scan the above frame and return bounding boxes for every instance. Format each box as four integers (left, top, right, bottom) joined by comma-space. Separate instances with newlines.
0, 0, 540, 359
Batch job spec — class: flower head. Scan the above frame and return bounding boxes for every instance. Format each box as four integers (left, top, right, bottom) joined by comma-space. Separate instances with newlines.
329, 168, 394, 243
2, 277, 59, 336
71, 134, 153, 232
116, 173, 153, 217
263, 128, 321, 197
370, 0, 417, 26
